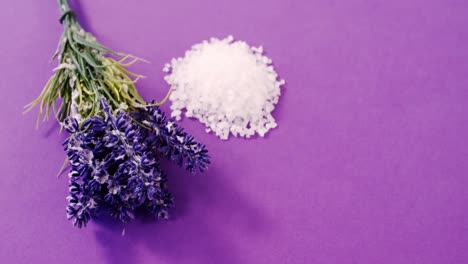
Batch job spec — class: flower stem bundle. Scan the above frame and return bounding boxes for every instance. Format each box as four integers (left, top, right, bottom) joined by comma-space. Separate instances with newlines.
25, 0, 167, 125
26, 0, 209, 227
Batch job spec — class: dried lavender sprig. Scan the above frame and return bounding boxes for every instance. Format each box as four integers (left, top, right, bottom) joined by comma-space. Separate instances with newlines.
64, 99, 209, 227
24, 0, 169, 127
134, 105, 210, 173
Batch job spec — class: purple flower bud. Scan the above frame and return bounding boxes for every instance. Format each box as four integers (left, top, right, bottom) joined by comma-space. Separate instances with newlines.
63, 98, 208, 227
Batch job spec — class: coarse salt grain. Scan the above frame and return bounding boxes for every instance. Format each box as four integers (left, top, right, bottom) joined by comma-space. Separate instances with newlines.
164, 36, 285, 140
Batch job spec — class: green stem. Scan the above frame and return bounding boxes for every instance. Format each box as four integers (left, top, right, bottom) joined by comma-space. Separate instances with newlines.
58, 0, 76, 25
58, 0, 71, 14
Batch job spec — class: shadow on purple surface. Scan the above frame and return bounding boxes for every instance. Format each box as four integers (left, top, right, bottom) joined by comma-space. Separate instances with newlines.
42, 120, 63, 138
93, 160, 268, 264
69, 0, 94, 36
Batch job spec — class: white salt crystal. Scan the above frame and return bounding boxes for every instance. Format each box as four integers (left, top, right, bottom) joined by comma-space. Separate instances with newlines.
164, 36, 285, 140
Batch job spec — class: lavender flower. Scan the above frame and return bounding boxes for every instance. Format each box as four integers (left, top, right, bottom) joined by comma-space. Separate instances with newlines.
64, 99, 209, 227
134, 103, 210, 173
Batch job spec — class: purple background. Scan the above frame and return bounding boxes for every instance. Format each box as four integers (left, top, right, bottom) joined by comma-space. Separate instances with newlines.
1, 0, 468, 263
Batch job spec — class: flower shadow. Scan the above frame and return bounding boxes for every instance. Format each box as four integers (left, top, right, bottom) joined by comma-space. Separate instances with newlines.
42, 120, 63, 138
94, 159, 268, 264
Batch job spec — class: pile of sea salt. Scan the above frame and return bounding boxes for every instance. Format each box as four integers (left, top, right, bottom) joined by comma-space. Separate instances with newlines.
163, 36, 284, 140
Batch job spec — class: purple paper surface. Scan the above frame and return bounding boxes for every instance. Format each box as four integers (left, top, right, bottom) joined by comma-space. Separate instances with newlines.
1, 0, 468, 263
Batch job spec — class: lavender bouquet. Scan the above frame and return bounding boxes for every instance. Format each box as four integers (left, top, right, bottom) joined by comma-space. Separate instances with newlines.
25, 0, 209, 227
